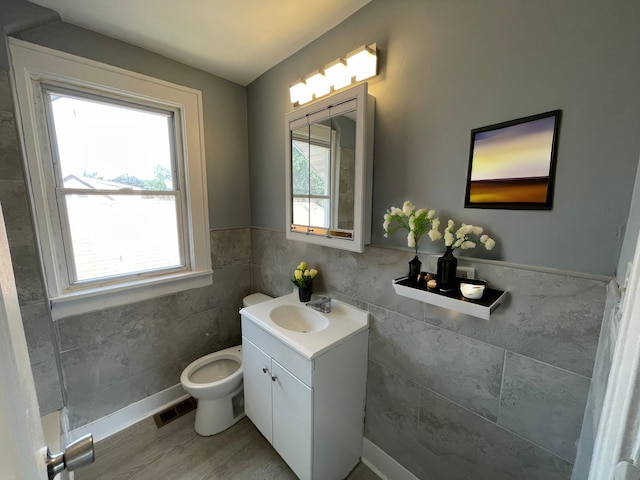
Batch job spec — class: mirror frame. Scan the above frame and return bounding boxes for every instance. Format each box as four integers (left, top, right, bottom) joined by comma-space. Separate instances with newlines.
285, 83, 374, 253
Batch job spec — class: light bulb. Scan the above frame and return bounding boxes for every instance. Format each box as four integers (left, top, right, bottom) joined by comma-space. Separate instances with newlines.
305, 71, 330, 99
324, 59, 351, 91
346, 45, 377, 81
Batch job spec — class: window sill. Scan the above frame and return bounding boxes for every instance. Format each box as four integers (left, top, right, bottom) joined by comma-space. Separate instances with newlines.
49, 269, 213, 320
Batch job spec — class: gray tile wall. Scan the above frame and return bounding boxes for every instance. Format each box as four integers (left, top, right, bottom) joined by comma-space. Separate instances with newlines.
572, 280, 621, 479
2, 55, 609, 475
0, 70, 64, 415
3, 63, 253, 424
3, 59, 252, 425
57, 227, 252, 429
251, 228, 606, 480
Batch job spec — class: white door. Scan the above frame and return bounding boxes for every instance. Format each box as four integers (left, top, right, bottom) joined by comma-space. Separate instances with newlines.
589, 227, 640, 479
0, 203, 48, 479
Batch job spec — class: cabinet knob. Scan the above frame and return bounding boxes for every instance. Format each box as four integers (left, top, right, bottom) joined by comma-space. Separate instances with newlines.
262, 367, 268, 374
271, 375, 277, 382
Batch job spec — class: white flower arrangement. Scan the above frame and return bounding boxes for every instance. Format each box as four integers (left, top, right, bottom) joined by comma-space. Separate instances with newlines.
383, 200, 442, 253
442, 220, 496, 252
291, 261, 318, 289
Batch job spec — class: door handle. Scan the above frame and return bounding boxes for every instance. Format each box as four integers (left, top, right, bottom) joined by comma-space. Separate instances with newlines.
46, 433, 95, 480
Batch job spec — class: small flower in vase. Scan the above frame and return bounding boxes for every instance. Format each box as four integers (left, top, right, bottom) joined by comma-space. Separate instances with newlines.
291, 262, 318, 302
443, 221, 496, 252
437, 220, 496, 291
383, 200, 442, 284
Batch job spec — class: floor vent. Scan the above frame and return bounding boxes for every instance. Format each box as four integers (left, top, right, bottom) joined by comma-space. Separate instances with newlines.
153, 397, 197, 428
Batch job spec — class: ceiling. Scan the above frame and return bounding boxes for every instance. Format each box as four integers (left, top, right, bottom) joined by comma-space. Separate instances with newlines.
27, 0, 371, 86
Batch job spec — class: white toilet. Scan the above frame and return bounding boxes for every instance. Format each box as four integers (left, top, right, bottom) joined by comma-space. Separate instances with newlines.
180, 292, 273, 436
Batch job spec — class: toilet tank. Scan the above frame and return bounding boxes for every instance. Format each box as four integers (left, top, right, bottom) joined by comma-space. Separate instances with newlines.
243, 293, 272, 307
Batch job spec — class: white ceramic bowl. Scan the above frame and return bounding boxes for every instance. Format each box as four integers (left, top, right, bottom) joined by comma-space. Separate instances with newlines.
460, 282, 486, 300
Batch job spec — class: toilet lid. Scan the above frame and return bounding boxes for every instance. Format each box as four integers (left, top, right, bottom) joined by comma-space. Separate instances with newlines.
190, 359, 240, 384
243, 292, 273, 307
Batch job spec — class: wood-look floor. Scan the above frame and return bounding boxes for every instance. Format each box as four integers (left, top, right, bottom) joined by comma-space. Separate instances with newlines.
75, 411, 380, 480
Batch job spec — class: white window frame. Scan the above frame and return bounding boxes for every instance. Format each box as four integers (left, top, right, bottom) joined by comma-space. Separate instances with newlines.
9, 38, 212, 320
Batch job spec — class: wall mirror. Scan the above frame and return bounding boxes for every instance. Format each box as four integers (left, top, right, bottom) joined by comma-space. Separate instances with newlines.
285, 83, 374, 252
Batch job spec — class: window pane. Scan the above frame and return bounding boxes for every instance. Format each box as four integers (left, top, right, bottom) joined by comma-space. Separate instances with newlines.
46, 90, 175, 190
292, 137, 310, 196
292, 139, 330, 197
292, 197, 329, 229
309, 198, 330, 228
292, 197, 310, 226
309, 143, 330, 196
65, 194, 182, 281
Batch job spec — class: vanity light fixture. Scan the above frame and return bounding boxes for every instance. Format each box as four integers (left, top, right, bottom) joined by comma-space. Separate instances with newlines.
305, 70, 331, 98
346, 44, 377, 81
289, 80, 310, 105
324, 59, 351, 90
289, 43, 377, 106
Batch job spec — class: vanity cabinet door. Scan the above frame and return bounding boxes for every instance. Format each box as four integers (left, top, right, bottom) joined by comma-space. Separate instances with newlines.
272, 359, 313, 480
242, 337, 273, 443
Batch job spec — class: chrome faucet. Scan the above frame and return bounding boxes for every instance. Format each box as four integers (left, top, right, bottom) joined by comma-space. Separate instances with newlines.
306, 296, 332, 313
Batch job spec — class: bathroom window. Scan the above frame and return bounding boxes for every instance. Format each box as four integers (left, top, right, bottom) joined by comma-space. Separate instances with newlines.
10, 39, 212, 319
44, 88, 185, 283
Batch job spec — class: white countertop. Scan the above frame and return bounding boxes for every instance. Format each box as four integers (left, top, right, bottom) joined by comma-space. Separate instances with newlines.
240, 291, 369, 359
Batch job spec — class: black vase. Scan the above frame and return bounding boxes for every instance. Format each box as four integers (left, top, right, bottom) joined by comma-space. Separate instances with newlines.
298, 286, 312, 302
408, 255, 422, 285
436, 246, 457, 292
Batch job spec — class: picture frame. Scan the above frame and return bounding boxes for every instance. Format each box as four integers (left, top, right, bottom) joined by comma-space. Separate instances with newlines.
464, 110, 561, 210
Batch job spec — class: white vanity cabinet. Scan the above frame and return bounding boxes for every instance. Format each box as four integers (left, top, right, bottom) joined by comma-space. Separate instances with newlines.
241, 313, 369, 480
243, 338, 313, 477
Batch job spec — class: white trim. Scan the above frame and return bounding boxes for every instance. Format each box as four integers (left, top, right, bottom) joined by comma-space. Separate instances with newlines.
9, 38, 211, 318
50, 269, 212, 320
588, 229, 640, 479
361, 438, 419, 480
41, 410, 61, 453
68, 384, 188, 443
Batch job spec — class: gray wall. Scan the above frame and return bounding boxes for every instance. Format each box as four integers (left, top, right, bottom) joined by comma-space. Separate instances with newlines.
246, 0, 640, 478
247, 0, 640, 277
617, 158, 640, 284
0, 0, 58, 68
18, 20, 251, 229
572, 280, 621, 480
57, 228, 251, 428
0, 69, 64, 415
1, 0, 253, 420
251, 230, 605, 479
0, 0, 64, 420
0, 0, 635, 478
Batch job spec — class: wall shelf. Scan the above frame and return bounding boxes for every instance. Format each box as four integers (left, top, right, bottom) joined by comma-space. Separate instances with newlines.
392, 275, 507, 320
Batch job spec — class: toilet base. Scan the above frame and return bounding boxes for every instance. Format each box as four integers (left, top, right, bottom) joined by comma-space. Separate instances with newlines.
194, 383, 245, 436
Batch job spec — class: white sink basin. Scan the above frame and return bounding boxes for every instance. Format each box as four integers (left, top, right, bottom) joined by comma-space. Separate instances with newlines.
269, 305, 329, 333
241, 291, 369, 359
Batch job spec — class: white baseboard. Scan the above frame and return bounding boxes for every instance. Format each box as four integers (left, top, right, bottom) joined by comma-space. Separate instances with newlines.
68, 383, 188, 443
362, 438, 419, 480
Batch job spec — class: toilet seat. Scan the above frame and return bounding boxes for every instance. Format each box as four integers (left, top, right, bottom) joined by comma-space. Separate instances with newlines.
180, 346, 243, 399
189, 358, 239, 384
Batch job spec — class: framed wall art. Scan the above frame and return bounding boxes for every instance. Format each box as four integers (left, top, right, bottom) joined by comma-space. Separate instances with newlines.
464, 110, 561, 210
